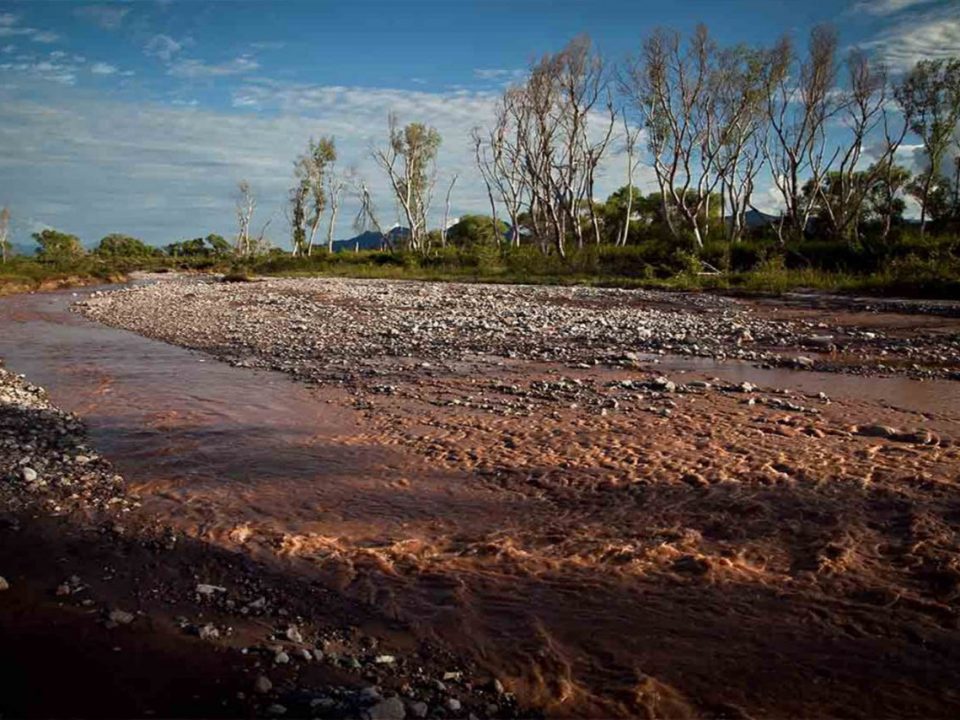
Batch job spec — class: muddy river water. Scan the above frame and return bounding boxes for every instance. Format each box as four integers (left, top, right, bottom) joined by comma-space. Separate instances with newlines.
3, 285, 960, 718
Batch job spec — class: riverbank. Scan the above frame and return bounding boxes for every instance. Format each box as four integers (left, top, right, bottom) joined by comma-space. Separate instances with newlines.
0, 362, 518, 719
52, 275, 960, 717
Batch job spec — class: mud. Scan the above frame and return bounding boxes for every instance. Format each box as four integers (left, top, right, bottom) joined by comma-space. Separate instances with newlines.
3, 278, 960, 717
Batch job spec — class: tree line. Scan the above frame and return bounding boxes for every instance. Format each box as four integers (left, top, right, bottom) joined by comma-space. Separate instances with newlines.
3, 24, 959, 266
244, 25, 959, 261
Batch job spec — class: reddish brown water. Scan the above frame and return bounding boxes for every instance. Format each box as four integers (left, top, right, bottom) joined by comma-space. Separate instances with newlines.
3, 286, 960, 718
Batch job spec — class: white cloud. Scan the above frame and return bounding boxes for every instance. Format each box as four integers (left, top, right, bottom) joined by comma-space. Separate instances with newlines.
168, 54, 259, 79
0, 77, 651, 247
90, 62, 118, 75
74, 4, 131, 30
1, 44, 14, 54
851, 0, 938, 15
145, 34, 182, 61
0, 57, 80, 85
31, 31, 60, 44
0, 13, 16, 27
861, 9, 960, 70
249, 41, 286, 51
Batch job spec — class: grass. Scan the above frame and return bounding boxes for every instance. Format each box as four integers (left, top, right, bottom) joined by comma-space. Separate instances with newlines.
3, 232, 959, 300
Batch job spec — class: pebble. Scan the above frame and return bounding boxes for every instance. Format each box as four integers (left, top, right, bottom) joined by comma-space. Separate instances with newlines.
367, 696, 406, 720
0, 576, 8, 591
253, 675, 272, 694
108, 609, 135, 625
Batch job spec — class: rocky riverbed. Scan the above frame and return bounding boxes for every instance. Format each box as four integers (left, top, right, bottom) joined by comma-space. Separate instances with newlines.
75, 275, 960, 381
0, 361, 518, 719
4, 275, 960, 718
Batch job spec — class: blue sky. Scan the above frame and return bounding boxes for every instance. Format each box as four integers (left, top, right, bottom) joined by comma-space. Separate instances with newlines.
0, 0, 958, 248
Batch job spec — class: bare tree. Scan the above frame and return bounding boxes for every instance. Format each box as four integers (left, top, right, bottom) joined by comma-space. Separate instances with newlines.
712, 45, 771, 245
324, 169, 348, 254
352, 176, 391, 251
288, 181, 309, 256
623, 25, 727, 249
762, 25, 842, 243
440, 174, 458, 248
0, 207, 9, 264
372, 114, 441, 252
473, 89, 530, 247
894, 58, 960, 236
294, 137, 336, 256
235, 180, 256, 257
618, 118, 643, 246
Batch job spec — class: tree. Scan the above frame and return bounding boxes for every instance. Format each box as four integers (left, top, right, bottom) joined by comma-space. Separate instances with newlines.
294, 137, 337, 256
235, 180, 256, 256
33, 229, 85, 261
761, 26, 844, 243
324, 169, 348, 253
289, 181, 309, 257
864, 162, 910, 238
95, 233, 156, 258
623, 25, 757, 249
446, 215, 508, 248
894, 58, 960, 236
205, 234, 231, 255
373, 115, 441, 253
0, 207, 9, 264
440, 174, 458, 248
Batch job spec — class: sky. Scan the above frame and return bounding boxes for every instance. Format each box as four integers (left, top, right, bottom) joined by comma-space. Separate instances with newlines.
0, 0, 958, 249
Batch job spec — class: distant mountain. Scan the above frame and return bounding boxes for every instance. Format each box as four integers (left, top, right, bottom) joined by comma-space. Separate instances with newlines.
742, 209, 779, 229
332, 225, 410, 252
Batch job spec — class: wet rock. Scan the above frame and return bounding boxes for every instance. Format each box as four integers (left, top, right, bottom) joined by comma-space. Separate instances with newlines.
254, 675, 273, 694
198, 623, 220, 641
266, 703, 287, 716
672, 555, 710, 576
108, 609, 135, 625
367, 696, 405, 720
855, 424, 898, 439
407, 700, 429, 718
195, 583, 226, 596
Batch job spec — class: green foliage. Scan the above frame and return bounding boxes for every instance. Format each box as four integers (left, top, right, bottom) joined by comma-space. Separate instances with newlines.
33, 229, 85, 262
95, 233, 157, 258
446, 215, 509, 248
165, 234, 232, 258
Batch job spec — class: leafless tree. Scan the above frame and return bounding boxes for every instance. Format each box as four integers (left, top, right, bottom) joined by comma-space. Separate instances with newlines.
352, 176, 392, 251
372, 113, 441, 252
618, 118, 643, 246
623, 25, 728, 249
712, 45, 771, 244
894, 58, 960, 236
491, 35, 613, 257
235, 180, 256, 257
0, 207, 9, 264
324, 169, 347, 254
440, 174, 458, 248
294, 137, 336, 256
762, 25, 842, 243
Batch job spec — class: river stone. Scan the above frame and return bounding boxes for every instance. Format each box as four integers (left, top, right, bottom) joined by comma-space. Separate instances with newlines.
367, 696, 406, 720
407, 701, 428, 718
856, 424, 898, 439
108, 609, 135, 625
21, 467, 38, 483
253, 675, 272, 694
